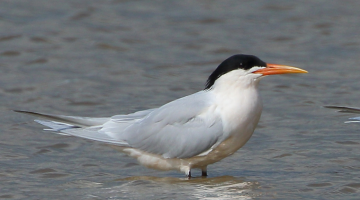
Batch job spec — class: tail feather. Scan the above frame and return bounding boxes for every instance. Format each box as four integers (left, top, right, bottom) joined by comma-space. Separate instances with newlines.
39, 119, 129, 145
16, 110, 129, 146
35, 119, 128, 145
34, 119, 80, 133
14, 110, 109, 127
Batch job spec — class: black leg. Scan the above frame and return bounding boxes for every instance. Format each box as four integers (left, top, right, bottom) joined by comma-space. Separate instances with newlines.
187, 170, 191, 178
201, 166, 207, 177
201, 170, 207, 177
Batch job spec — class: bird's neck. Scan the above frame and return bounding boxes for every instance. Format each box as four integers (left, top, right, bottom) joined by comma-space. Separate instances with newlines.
210, 74, 263, 138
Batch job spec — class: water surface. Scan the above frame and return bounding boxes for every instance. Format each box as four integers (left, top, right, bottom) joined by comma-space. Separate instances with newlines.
1, 0, 360, 199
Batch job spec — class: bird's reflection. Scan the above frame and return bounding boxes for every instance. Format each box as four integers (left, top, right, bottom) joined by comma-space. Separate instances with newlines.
107, 175, 259, 199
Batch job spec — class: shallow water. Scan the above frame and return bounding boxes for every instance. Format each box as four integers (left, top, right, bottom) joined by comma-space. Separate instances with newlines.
1, 0, 360, 199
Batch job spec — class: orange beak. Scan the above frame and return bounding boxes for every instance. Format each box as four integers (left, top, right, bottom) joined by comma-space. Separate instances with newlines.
253, 63, 308, 75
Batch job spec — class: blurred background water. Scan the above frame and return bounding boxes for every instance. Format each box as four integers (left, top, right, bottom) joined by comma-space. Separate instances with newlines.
1, 0, 360, 199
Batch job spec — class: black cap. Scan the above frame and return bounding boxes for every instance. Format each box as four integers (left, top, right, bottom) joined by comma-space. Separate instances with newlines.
205, 54, 266, 89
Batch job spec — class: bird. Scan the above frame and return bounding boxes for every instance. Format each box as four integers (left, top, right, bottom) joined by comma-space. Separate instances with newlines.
325, 106, 360, 123
16, 54, 308, 177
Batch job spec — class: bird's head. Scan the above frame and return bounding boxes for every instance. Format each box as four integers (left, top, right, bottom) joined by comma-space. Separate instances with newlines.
205, 54, 307, 90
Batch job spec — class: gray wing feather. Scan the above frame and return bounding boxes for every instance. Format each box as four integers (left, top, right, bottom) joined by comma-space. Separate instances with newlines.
110, 91, 224, 159
127, 118, 222, 158
18, 91, 223, 159
111, 108, 156, 122
60, 126, 128, 145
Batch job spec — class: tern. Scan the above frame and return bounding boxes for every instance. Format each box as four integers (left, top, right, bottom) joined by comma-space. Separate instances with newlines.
16, 54, 307, 177
325, 106, 360, 123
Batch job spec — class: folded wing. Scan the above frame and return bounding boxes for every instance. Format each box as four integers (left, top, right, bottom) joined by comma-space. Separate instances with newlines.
104, 91, 224, 159
18, 91, 224, 159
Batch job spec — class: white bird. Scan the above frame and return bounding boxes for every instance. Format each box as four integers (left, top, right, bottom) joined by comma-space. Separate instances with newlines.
16, 54, 307, 177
